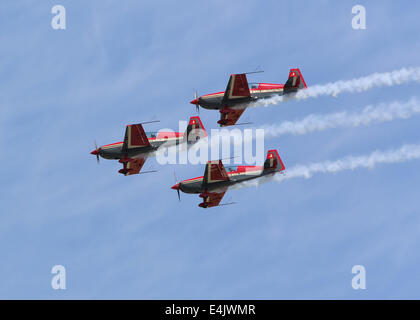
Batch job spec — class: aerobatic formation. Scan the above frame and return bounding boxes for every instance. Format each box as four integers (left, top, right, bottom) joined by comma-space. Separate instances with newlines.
91, 66, 420, 208
91, 68, 306, 208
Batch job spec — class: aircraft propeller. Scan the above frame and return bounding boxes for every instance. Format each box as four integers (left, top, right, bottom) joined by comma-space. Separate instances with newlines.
173, 171, 181, 201
192, 91, 200, 114
93, 140, 100, 163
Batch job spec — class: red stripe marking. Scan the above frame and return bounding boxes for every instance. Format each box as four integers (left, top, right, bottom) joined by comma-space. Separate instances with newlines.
255, 83, 284, 90
201, 91, 225, 97
102, 141, 123, 148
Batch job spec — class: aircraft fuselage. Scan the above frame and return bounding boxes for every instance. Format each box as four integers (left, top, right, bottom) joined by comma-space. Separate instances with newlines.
178, 166, 278, 194
196, 84, 287, 110
96, 133, 184, 160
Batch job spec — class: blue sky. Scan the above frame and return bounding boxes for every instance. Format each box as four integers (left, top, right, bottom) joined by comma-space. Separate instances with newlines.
1, 0, 420, 299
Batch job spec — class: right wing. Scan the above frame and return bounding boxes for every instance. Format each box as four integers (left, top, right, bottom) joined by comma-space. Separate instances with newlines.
118, 157, 147, 176
199, 189, 227, 208
122, 123, 150, 150
218, 107, 246, 127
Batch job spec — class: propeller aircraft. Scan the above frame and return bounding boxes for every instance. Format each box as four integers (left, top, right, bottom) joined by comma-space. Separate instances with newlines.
171, 149, 285, 208
190, 68, 307, 126
91, 116, 207, 176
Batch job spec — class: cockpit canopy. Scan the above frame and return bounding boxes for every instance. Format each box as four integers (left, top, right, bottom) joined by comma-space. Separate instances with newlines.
225, 165, 239, 172
145, 131, 158, 138
249, 83, 284, 90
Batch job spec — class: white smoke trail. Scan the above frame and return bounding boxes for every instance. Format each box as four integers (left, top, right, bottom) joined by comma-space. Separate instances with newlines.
238, 143, 420, 188
263, 97, 420, 137
178, 97, 420, 165
252, 67, 420, 107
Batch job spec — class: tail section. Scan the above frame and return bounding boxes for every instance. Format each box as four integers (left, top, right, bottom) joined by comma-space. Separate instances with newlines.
284, 68, 307, 94
263, 149, 285, 172
184, 116, 207, 144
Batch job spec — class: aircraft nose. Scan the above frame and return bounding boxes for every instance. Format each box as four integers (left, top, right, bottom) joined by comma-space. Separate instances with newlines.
171, 183, 180, 190
190, 98, 199, 105
90, 149, 99, 155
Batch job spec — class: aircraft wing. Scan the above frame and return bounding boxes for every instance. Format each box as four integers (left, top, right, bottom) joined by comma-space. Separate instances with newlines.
203, 160, 230, 184
223, 73, 251, 101
199, 189, 228, 208
119, 157, 147, 176
198, 160, 230, 207
122, 123, 150, 150
218, 107, 246, 126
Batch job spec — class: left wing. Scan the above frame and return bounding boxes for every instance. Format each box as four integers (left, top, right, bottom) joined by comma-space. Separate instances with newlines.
118, 157, 147, 176
203, 160, 230, 184
199, 160, 230, 207
199, 160, 230, 208
199, 188, 228, 208
218, 73, 252, 127
122, 123, 150, 151
223, 74, 251, 101
218, 107, 246, 127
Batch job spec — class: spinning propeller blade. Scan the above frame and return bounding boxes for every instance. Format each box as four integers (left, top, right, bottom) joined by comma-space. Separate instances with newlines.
94, 141, 100, 163
193, 91, 199, 114
194, 90, 200, 114
173, 171, 181, 201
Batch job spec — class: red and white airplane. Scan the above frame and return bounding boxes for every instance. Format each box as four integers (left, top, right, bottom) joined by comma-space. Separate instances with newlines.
91, 116, 207, 176
171, 149, 285, 208
190, 68, 307, 126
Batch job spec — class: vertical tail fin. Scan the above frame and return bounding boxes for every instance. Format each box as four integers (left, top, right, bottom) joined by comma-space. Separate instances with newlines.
284, 68, 307, 94
184, 116, 207, 144
263, 149, 285, 172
